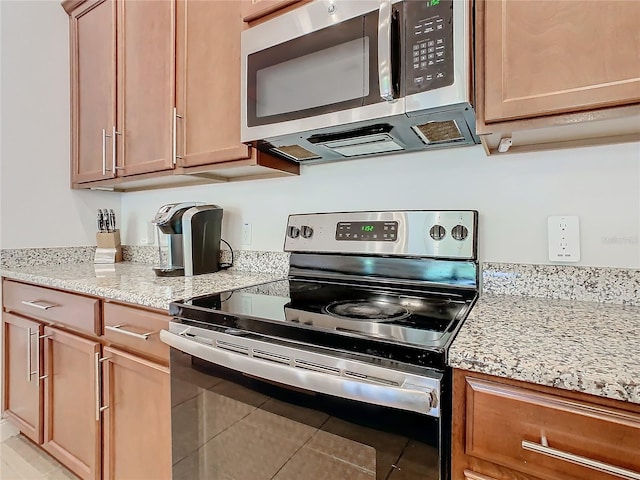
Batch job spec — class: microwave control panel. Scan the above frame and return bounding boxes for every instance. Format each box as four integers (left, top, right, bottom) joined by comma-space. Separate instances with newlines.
404, 0, 454, 94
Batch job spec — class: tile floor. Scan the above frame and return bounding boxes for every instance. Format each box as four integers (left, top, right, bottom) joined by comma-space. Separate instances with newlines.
0, 420, 77, 479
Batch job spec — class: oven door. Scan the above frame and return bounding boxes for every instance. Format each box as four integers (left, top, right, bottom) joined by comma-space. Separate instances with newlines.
162, 322, 446, 480
241, 0, 405, 143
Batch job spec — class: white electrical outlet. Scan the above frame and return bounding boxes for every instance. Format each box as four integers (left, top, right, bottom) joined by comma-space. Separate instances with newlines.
548, 216, 580, 262
241, 223, 252, 246
141, 221, 156, 245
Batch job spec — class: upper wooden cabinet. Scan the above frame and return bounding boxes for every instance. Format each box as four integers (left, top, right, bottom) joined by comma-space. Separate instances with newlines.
68, 0, 116, 183
175, 0, 250, 168
63, 0, 298, 192
117, 0, 175, 177
241, 0, 306, 23
475, 0, 640, 153
66, 0, 173, 183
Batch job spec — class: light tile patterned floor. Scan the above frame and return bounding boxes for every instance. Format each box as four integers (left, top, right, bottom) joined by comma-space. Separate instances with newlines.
0, 421, 77, 480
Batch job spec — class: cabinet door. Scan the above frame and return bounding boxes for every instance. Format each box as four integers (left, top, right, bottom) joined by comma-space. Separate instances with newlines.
175, 0, 252, 168
69, 0, 117, 183
241, 0, 302, 23
2, 313, 43, 444
117, 0, 175, 176
482, 0, 640, 123
42, 327, 101, 480
102, 346, 171, 480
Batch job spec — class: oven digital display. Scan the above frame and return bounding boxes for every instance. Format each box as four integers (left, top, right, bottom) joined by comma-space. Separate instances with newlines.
335, 221, 398, 241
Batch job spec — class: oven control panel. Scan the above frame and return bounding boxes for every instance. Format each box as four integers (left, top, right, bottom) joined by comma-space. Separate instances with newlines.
335, 221, 398, 242
284, 210, 477, 259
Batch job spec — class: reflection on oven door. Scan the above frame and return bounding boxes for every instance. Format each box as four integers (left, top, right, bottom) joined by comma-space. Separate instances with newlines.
170, 349, 441, 480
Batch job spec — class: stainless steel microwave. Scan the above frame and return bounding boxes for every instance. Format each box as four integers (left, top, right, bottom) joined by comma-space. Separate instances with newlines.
241, 0, 479, 164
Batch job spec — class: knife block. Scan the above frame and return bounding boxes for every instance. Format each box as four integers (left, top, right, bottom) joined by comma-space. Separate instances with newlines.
95, 230, 122, 264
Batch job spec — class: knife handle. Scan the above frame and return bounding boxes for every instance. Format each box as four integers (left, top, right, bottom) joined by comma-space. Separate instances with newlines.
109, 209, 116, 232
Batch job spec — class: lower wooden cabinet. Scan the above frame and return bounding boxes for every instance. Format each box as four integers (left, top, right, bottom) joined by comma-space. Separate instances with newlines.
101, 346, 171, 480
2, 313, 43, 444
2, 279, 172, 480
452, 369, 640, 480
42, 326, 101, 480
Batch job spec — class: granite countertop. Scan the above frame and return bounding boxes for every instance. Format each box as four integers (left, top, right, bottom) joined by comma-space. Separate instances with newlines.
3, 257, 639, 406
0, 262, 284, 311
449, 294, 640, 405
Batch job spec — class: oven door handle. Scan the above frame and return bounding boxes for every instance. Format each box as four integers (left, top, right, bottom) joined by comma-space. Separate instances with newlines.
160, 329, 439, 417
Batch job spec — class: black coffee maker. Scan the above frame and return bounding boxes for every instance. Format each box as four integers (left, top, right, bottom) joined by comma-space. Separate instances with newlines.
152, 202, 223, 277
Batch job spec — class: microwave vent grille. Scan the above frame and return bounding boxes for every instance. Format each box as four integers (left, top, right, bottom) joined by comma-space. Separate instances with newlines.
412, 120, 464, 145
273, 145, 321, 162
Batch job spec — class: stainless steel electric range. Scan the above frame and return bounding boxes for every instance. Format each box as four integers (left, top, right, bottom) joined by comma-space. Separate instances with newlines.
161, 210, 478, 480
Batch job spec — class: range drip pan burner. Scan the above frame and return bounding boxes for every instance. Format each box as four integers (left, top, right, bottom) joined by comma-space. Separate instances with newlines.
324, 300, 411, 321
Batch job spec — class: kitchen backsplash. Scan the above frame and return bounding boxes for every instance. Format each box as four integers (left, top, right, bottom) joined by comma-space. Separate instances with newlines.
2, 248, 638, 305
0, 247, 96, 269
1, 246, 289, 277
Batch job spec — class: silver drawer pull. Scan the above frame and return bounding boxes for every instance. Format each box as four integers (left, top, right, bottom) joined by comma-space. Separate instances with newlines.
522, 436, 640, 480
21, 300, 57, 310
105, 324, 153, 340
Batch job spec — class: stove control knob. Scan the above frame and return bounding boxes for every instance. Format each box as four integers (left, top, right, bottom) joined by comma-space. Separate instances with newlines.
429, 225, 446, 240
287, 226, 300, 238
301, 225, 314, 238
451, 224, 468, 241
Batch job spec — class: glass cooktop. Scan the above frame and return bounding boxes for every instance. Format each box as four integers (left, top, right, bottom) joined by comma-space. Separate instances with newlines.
175, 278, 474, 350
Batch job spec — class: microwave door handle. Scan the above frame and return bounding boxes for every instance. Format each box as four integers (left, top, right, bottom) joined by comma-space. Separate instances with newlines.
378, 0, 394, 102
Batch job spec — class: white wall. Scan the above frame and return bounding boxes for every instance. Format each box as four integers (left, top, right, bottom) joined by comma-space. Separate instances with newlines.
0, 0, 120, 250
0, 1, 638, 269
122, 142, 640, 269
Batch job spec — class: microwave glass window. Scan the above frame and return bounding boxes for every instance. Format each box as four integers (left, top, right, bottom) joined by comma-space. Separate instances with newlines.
246, 11, 382, 127
256, 37, 370, 118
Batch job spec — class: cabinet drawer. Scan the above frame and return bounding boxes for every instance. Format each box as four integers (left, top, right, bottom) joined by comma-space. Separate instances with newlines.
103, 303, 168, 363
3, 280, 100, 336
465, 377, 640, 480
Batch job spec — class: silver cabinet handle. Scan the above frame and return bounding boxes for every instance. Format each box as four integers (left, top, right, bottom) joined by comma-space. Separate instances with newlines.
172, 107, 183, 165
94, 352, 100, 420
101, 129, 107, 175
37, 334, 50, 381
522, 437, 640, 480
94, 352, 110, 420
111, 126, 121, 175
27, 328, 33, 382
378, 0, 394, 102
105, 324, 153, 340
21, 300, 57, 310
30, 330, 39, 380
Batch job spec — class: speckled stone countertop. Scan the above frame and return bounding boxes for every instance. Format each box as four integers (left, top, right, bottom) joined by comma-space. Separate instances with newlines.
449, 294, 640, 405
1, 263, 283, 311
